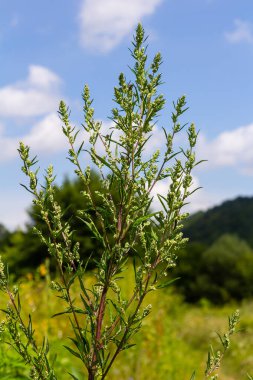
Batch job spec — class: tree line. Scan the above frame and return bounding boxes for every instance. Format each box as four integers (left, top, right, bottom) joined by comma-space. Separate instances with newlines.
1, 174, 253, 304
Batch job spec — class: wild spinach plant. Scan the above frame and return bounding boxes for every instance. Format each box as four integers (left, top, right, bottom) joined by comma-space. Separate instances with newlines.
0, 24, 239, 380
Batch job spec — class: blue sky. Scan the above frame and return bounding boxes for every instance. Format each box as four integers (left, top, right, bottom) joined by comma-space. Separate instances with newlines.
1, 0, 253, 229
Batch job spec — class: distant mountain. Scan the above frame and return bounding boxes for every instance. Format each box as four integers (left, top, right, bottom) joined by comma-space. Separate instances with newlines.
183, 196, 253, 247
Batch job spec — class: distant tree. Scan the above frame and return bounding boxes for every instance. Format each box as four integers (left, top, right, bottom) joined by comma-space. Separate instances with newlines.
27, 171, 106, 266
175, 234, 253, 303
173, 241, 208, 302
0, 230, 29, 275
0, 224, 9, 242
0, 171, 115, 275
202, 234, 253, 302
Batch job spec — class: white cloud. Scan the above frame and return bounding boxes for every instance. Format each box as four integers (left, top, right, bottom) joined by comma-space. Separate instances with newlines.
23, 113, 67, 153
225, 19, 253, 44
197, 123, 253, 172
145, 125, 165, 154
0, 113, 67, 163
0, 129, 17, 162
0, 65, 62, 117
0, 191, 29, 230
150, 174, 222, 215
27, 65, 61, 90
186, 182, 216, 214
79, 0, 163, 53
150, 170, 204, 210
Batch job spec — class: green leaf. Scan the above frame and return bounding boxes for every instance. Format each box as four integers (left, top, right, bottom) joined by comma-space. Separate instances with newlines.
68, 337, 81, 351
91, 152, 121, 177
17, 293, 21, 313
80, 294, 91, 312
122, 343, 136, 351
157, 193, 168, 213
132, 212, 160, 227
51, 310, 71, 318
187, 186, 202, 196
27, 314, 33, 337
67, 271, 78, 290
136, 135, 152, 156
151, 229, 158, 241
189, 370, 196, 380
63, 345, 82, 360
77, 141, 84, 156
109, 300, 127, 326
156, 277, 180, 289
78, 217, 105, 247
52, 307, 85, 318
79, 276, 94, 304
216, 332, 225, 347
68, 373, 80, 380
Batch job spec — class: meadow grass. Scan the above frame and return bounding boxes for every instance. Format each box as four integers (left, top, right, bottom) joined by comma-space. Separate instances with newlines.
0, 269, 252, 379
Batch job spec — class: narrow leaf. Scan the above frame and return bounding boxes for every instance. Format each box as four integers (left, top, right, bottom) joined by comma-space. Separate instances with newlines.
156, 277, 180, 289
132, 212, 160, 227
63, 345, 82, 360
68, 373, 80, 380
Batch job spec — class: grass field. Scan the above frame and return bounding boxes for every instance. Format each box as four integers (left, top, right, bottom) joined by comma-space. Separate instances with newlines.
0, 271, 253, 380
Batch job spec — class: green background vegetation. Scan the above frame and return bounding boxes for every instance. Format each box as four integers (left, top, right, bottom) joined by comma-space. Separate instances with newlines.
1, 175, 253, 378
1, 174, 253, 303
0, 274, 253, 379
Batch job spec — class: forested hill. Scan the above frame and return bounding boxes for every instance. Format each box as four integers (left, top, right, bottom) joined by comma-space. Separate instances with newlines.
183, 196, 253, 247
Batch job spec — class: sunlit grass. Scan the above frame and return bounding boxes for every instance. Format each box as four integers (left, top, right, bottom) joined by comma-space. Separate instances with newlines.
1, 270, 253, 379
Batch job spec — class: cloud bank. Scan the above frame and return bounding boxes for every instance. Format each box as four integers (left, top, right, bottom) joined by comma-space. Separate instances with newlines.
0, 65, 61, 117
0, 65, 67, 162
197, 123, 253, 174
79, 0, 163, 53
0, 114, 66, 163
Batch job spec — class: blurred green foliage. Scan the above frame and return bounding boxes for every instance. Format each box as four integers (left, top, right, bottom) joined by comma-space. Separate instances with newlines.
0, 341, 29, 379
0, 171, 117, 276
0, 276, 252, 379
1, 180, 253, 304
175, 234, 253, 303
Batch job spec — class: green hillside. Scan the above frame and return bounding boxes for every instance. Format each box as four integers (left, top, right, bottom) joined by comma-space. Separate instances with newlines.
183, 196, 253, 247
170, 197, 253, 303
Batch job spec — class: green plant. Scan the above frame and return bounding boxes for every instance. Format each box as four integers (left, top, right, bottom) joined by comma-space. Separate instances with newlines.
0, 23, 238, 380
204, 309, 240, 380
0, 338, 30, 379
189, 310, 240, 380
0, 172, 117, 277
